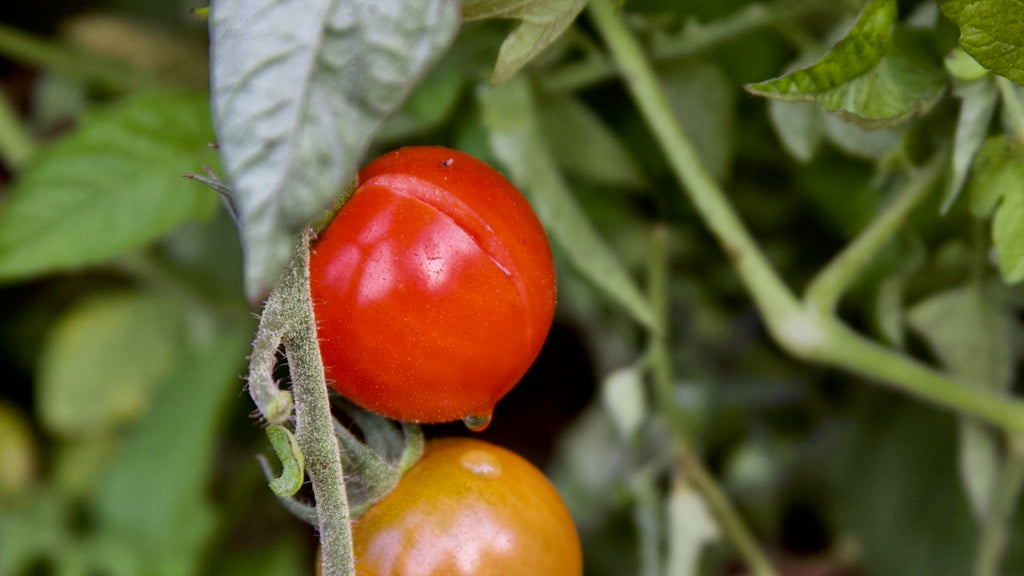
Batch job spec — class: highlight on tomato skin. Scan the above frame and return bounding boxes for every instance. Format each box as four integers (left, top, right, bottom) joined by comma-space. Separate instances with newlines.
351, 438, 583, 576
309, 146, 557, 425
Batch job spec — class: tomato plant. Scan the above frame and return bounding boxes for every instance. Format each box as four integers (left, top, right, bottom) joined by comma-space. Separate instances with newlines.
351, 438, 582, 575
309, 146, 556, 425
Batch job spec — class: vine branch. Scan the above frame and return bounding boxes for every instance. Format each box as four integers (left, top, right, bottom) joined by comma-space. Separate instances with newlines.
646, 225, 779, 576
250, 233, 354, 576
804, 151, 945, 314
587, 0, 1024, 437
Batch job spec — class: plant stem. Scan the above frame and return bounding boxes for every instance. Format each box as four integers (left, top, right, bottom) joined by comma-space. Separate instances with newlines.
804, 152, 945, 314
0, 88, 36, 170
815, 322, 1024, 434
247, 284, 293, 426
279, 233, 354, 576
646, 224, 688, 439
645, 224, 780, 576
0, 23, 161, 93
541, 0, 831, 95
588, 0, 1024, 435
588, 0, 802, 334
974, 436, 1024, 576
678, 444, 778, 576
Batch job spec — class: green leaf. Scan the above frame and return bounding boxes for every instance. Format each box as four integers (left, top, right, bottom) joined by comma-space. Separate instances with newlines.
908, 283, 1016, 521
746, 0, 946, 129
814, 32, 946, 128
746, 0, 897, 97
210, 0, 460, 302
538, 95, 646, 188
967, 136, 1024, 217
662, 59, 736, 179
992, 188, 1024, 283
94, 322, 251, 576
464, 0, 586, 85
36, 291, 182, 437
0, 91, 219, 282
908, 284, 1014, 391
958, 419, 1001, 521
478, 77, 657, 330
966, 136, 1024, 283
937, 0, 1024, 84
944, 46, 991, 81
942, 75, 999, 212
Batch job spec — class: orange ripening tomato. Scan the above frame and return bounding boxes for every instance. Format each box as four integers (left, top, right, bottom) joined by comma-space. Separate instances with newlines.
309, 146, 556, 425
352, 438, 582, 575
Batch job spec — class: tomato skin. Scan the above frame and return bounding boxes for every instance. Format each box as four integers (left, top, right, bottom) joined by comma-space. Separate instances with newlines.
309, 146, 556, 424
352, 438, 582, 575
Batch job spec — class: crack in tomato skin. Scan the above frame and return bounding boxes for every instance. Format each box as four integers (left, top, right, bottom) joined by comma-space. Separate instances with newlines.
310, 147, 556, 424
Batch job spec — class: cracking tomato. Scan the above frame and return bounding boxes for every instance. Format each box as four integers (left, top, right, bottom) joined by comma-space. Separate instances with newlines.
352, 438, 582, 575
309, 146, 556, 425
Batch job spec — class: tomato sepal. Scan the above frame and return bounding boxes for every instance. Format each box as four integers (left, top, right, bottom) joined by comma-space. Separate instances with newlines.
330, 400, 425, 518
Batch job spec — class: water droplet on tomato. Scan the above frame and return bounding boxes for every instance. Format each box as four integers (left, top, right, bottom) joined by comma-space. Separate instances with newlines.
460, 449, 502, 479
462, 413, 492, 432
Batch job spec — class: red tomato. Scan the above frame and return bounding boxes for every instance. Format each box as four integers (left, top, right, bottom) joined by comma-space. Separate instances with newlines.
352, 438, 582, 575
309, 146, 556, 425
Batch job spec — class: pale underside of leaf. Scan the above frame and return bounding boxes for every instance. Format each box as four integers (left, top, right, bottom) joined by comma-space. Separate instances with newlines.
464, 0, 586, 84
907, 284, 1015, 521
210, 0, 460, 301
942, 77, 999, 212
816, 45, 947, 129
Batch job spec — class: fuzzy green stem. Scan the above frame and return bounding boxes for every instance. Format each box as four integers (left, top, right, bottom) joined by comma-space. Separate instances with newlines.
0, 89, 36, 170
974, 437, 1024, 576
247, 282, 294, 426
804, 152, 945, 314
279, 233, 354, 576
0, 23, 161, 93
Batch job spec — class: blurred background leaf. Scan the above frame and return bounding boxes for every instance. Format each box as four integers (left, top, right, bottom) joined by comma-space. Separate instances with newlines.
0, 91, 219, 281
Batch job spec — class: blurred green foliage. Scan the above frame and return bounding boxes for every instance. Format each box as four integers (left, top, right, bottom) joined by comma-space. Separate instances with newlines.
0, 0, 1022, 575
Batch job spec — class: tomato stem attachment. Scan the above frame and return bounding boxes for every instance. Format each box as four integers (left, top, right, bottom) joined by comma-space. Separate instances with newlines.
252, 230, 355, 576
